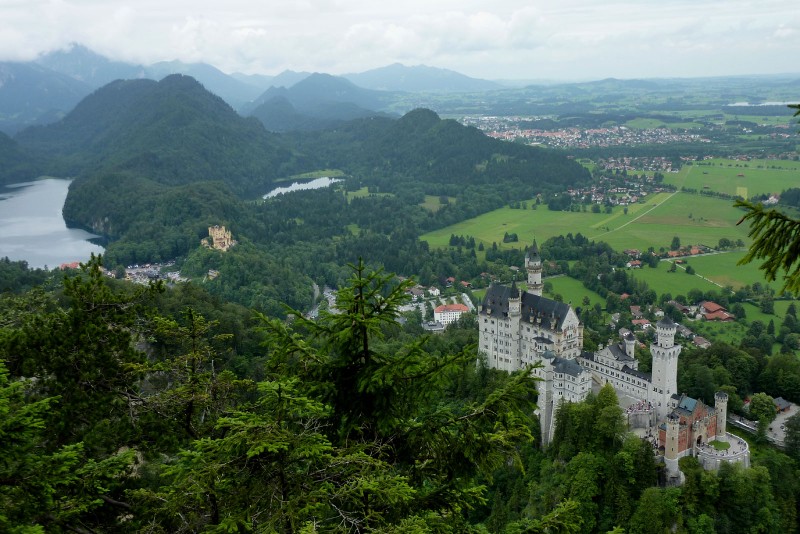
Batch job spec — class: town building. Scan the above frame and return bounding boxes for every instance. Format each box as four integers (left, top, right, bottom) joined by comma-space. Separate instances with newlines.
698, 301, 735, 321
434, 303, 470, 326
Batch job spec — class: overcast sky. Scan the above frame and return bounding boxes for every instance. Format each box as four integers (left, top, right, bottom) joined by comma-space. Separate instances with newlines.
1, 0, 798, 80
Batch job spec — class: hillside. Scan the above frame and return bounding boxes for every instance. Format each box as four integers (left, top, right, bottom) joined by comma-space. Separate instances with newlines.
144, 60, 264, 108
0, 132, 40, 184
243, 73, 394, 119
289, 108, 590, 196
15, 74, 303, 197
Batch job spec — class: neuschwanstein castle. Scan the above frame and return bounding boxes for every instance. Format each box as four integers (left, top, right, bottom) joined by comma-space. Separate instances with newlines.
478, 241, 749, 479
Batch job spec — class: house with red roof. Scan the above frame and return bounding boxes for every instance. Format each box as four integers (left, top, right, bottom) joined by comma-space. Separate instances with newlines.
434, 303, 470, 326
699, 301, 735, 321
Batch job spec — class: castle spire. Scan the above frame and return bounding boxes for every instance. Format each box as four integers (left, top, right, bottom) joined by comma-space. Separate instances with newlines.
525, 238, 543, 297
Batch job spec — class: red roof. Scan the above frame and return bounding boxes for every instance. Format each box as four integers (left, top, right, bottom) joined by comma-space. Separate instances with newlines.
435, 304, 469, 313
704, 310, 735, 321
701, 301, 724, 313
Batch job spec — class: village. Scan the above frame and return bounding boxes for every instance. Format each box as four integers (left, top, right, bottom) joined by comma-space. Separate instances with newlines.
460, 116, 711, 149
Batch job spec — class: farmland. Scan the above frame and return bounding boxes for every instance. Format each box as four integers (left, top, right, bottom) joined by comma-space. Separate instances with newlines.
663, 158, 800, 197
421, 191, 750, 258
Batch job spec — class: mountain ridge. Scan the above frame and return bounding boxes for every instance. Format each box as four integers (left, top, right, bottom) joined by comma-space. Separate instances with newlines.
343, 63, 502, 93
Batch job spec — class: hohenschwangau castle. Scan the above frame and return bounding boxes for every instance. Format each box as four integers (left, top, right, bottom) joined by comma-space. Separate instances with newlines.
478, 241, 749, 479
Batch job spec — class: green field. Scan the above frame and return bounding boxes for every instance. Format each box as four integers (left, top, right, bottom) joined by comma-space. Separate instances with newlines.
418, 189, 794, 292
422, 191, 750, 256
547, 275, 606, 308
629, 261, 722, 296
623, 251, 782, 297
624, 118, 703, 130
663, 159, 799, 197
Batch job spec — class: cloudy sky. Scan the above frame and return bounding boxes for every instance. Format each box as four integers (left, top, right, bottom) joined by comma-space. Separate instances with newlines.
1, 0, 798, 80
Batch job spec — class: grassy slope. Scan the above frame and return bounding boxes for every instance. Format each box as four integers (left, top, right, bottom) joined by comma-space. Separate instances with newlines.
664, 158, 800, 198
422, 191, 749, 253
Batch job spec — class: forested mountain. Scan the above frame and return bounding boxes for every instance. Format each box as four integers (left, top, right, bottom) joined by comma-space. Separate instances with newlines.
0, 62, 93, 134
344, 62, 502, 93
248, 95, 375, 132
15, 74, 303, 196
290, 108, 589, 195
0, 132, 40, 184
243, 72, 395, 117
249, 94, 391, 132
144, 60, 265, 108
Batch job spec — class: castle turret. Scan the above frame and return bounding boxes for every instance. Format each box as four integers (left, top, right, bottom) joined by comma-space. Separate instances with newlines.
664, 413, 682, 479
656, 315, 677, 348
539, 350, 556, 446
525, 240, 543, 297
508, 280, 521, 316
650, 316, 681, 420
715, 391, 729, 442
624, 332, 636, 359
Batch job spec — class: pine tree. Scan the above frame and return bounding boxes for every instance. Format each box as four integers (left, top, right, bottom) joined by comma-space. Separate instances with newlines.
736, 198, 800, 295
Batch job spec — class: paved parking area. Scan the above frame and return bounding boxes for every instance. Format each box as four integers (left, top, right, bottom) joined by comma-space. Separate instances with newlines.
767, 404, 795, 445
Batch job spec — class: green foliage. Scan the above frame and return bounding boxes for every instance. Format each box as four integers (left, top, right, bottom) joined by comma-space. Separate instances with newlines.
134, 261, 540, 531
8, 256, 157, 451
749, 392, 777, 424
785, 412, 800, 461
0, 362, 136, 531
0, 257, 49, 292
735, 199, 800, 295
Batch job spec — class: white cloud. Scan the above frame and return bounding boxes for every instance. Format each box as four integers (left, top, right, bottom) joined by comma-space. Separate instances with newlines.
0, 0, 797, 80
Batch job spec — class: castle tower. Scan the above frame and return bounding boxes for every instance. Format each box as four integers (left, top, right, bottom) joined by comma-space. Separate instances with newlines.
508, 280, 521, 316
650, 316, 681, 420
525, 240, 543, 297
539, 350, 556, 446
624, 332, 636, 359
715, 391, 729, 442
664, 413, 681, 478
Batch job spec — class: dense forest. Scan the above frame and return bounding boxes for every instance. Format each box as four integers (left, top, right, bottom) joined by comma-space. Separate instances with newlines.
3, 258, 800, 532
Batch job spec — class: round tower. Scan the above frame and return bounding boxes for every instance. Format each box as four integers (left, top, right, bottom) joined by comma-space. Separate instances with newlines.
664, 413, 682, 479
656, 315, 677, 348
650, 316, 682, 420
715, 391, 729, 442
539, 350, 556, 446
508, 280, 521, 316
624, 332, 636, 359
525, 240, 543, 297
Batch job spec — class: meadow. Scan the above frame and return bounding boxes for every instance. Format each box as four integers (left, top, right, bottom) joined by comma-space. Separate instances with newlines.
421, 192, 751, 258
663, 158, 799, 198
546, 275, 606, 308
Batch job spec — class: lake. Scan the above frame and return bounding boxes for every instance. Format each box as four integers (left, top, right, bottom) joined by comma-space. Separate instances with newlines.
263, 177, 341, 198
0, 178, 105, 269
